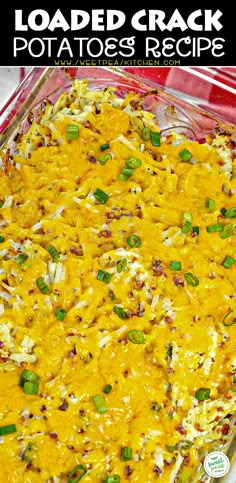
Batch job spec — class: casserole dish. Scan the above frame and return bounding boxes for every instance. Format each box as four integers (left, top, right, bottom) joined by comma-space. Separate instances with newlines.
0, 67, 236, 482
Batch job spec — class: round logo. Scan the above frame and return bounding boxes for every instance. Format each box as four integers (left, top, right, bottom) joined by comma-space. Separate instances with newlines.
204, 451, 230, 478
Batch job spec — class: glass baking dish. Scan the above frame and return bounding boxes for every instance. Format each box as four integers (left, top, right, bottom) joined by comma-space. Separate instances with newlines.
1, 66, 236, 151
0, 66, 236, 483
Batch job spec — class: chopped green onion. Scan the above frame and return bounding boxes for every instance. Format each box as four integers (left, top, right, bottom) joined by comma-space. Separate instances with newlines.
192, 226, 200, 235
68, 464, 87, 483
98, 153, 112, 165
166, 345, 173, 359
0, 201, 3, 208
179, 148, 193, 162
128, 330, 145, 344
224, 207, 236, 218
103, 384, 112, 394
222, 310, 236, 327
55, 308, 67, 321
0, 424, 17, 436
15, 253, 28, 265
125, 156, 142, 169
151, 401, 162, 412
100, 143, 110, 151
222, 255, 235, 269
151, 131, 161, 146
184, 272, 199, 287
182, 221, 192, 234
97, 269, 111, 284
113, 306, 127, 319
118, 174, 129, 181
102, 475, 120, 483
126, 234, 141, 247
22, 442, 33, 464
206, 223, 223, 233
121, 446, 132, 461
23, 382, 38, 395
195, 388, 211, 400
46, 245, 60, 262
170, 261, 182, 271
116, 258, 127, 273
93, 188, 109, 204
92, 394, 107, 414
142, 127, 151, 141
122, 167, 133, 178
19, 369, 40, 387
221, 207, 227, 216
183, 212, 192, 224
0, 236, 5, 243
66, 124, 79, 140
166, 440, 193, 452
220, 224, 233, 239
205, 197, 215, 210
36, 277, 50, 294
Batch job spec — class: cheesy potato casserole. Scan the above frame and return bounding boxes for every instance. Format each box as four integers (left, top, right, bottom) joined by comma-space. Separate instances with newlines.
0, 79, 236, 482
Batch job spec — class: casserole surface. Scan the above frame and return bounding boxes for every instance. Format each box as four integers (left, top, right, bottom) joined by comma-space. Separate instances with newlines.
0, 73, 236, 482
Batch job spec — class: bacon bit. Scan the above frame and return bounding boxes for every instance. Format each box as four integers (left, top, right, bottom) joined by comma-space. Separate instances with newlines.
78, 428, 85, 434
152, 260, 164, 276
164, 316, 173, 325
128, 291, 134, 298
79, 409, 85, 417
98, 230, 112, 238
221, 424, 230, 435
130, 99, 140, 110
123, 370, 129, 378
87, 155, 97, 163
133, 278, 145, 290
218, 160, 225, 166
67, 445, 74, 449
224, 392, 233, 400
40, 405, 47, 412
173, 275, 184, 287
0, 341, 4, 348
27, 111, 34, 125
0, 356, 9, 363
183, 454, 190, 466
39, 205, 46, 215
153, 465, 162, 475
50, 432, 58, 440
176, 424, 187, 435
193, 315, 201, 322
194, 423, 204, 432
14, 131, 23, 143
218, 342, 224, 349
58, 400, 69, 411
214, 416, 221, 422
226, 139, 235, 149
84, 120, 101, 134
118, 337, 128, 345
70, 246, 83, 256
68, 347, 77, 358
166, 367, 174, 374
125, 465, 133, 479
82, 448, 91, 456
106, 211, 120, 220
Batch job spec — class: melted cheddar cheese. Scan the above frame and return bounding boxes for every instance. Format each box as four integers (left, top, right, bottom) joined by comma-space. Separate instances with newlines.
0, 80, 236, 483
